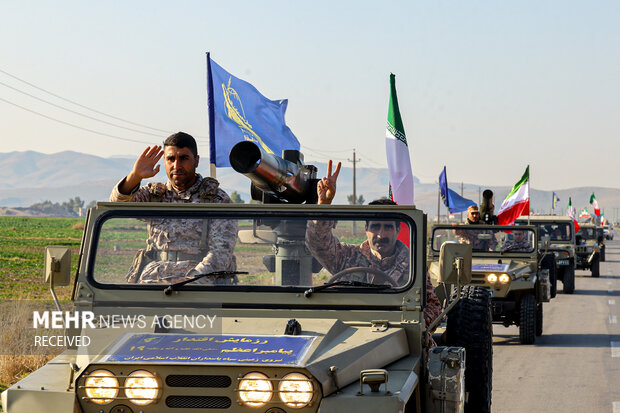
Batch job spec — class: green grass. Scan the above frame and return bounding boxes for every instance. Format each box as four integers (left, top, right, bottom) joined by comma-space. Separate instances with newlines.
0, 217, 83, 300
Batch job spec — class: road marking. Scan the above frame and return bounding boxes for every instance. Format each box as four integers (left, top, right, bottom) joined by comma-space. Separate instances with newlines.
610, 299, 617, 305
613, 342, 620, 358
609, 315, 618, 324
614, 401, 620, 413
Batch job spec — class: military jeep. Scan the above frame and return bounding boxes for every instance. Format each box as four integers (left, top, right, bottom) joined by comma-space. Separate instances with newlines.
515, 216, 576, 294
575, 224, 603, 277
429, 225, 551, 345
2, 202, 485, 413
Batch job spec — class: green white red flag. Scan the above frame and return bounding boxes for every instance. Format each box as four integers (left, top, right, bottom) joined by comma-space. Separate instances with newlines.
589, 193, 600, 216
497, 166, 530, 225
386, 73, 413, 206
579, 208, 592, 219
567, 197, 580, 233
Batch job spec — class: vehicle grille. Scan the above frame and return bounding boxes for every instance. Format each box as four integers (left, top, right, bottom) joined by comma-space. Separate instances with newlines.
166, 395, 232, 409
166, 375, 232, 388
575, 246, 587, 253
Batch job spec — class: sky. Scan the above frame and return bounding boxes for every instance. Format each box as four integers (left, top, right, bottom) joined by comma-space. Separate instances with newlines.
1, 0, 619, 190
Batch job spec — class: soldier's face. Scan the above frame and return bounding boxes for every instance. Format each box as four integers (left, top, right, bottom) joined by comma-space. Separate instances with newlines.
468, 210, 480, 223
514, 231, 525, 242
164, 146, 199, 191
366, 221, 399, 257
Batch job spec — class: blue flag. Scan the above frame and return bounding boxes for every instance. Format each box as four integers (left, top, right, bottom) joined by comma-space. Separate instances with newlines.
439, 166, 476, 214
552, 192, 560, 209
207, 53, 300, 167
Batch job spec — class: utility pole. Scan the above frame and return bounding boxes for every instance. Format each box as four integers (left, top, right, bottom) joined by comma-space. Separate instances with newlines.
348, 149, 361, 235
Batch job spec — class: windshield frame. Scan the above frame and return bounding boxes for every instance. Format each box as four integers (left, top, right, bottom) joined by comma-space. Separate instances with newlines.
514, 220, 573, 243
86, 208, 418, 295
430, 224, 538, 255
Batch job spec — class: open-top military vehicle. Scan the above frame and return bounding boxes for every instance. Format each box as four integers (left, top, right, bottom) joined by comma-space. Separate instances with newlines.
2, 200, 495, 413
515, 215, 575, 294
575, 223, 603, 277
429, 225, 551, 345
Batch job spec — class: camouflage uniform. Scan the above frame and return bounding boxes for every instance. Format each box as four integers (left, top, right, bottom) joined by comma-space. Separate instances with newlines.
110, 174, 238, 283
500, 239, 531, 252
306, 220, 442, 339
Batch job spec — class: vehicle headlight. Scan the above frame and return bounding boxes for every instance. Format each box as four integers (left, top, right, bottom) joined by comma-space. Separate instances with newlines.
487, 273, 498, 283
279, 373, 314, 408
238, 372, 272, 407
84, 369, 119, 405
125, 370, 160, 406
499, 274, 510, 284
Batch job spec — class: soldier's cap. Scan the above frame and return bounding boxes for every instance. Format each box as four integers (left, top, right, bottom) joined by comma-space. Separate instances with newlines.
467, 205, 479, 213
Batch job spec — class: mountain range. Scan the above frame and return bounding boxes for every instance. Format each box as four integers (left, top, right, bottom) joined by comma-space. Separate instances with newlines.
1, 151, 619, 220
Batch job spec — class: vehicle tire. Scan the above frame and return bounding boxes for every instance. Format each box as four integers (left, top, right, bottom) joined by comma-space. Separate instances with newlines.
600, 246, 606, 262
536, 303, 543, 336
540, 253, 557, 298
591, 255, 600, 277
562, 266, 575, 294
446, 286, 493, 413
519, 294, 536, 344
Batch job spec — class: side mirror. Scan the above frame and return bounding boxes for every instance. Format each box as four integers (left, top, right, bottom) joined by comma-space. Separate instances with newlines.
44, 246, 71, 287
439, 242, 472, 284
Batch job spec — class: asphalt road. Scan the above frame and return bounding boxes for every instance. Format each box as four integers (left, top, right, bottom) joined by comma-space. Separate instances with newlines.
492, 239, 620, 413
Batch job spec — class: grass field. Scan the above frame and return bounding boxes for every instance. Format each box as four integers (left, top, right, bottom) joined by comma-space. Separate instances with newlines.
0, 216, 84, 402
0, 216, 83, 300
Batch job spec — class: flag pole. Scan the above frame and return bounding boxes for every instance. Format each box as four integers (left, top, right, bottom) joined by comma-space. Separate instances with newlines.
206, 52, 216, 178
527, 164, 531, 225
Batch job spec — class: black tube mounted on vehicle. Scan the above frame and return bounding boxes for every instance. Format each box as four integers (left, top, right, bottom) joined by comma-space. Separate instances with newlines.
229, 141, 319, 204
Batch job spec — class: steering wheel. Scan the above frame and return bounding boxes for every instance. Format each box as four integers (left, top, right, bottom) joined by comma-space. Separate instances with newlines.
326, 267, 398, 287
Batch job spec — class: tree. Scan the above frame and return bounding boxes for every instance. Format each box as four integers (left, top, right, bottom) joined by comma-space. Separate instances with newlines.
230, 191, 245, 204
347, 194, 365, 205
62, 196, 84, 213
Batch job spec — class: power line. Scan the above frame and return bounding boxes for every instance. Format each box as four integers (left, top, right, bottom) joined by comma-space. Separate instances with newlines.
0, 67, 173, 134
300, 144, 351, 154
0, 79, 163, 137
0, 96, 152, 144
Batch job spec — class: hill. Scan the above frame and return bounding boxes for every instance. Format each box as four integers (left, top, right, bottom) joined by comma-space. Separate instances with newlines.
0, 151, 619, 220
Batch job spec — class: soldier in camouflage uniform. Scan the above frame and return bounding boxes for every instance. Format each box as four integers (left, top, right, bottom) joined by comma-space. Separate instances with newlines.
109, 132, 237, 284
500, 230, 531, 252
454, 205, 498, 251
305, 161, 442, 337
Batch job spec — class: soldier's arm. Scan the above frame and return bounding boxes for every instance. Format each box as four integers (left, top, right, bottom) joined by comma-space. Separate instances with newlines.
305, 220, 355, 275
112, 145, 164, 200
109, 179, 152, 202
424, 272, 442, 330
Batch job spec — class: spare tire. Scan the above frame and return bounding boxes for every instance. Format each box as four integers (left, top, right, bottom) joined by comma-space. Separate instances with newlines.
446, 286, 493, 413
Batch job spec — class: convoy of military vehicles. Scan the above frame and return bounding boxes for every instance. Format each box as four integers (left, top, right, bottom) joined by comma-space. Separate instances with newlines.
0, 143, 611, 412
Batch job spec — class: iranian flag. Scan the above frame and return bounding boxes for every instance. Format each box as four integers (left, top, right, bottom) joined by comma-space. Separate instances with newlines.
579, 208, 592, 219
589, 193, 600, 216
386, 73, 413, 247
567, 197, 580, 233
386, 73, 414, 205
497, 166, 530, 225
